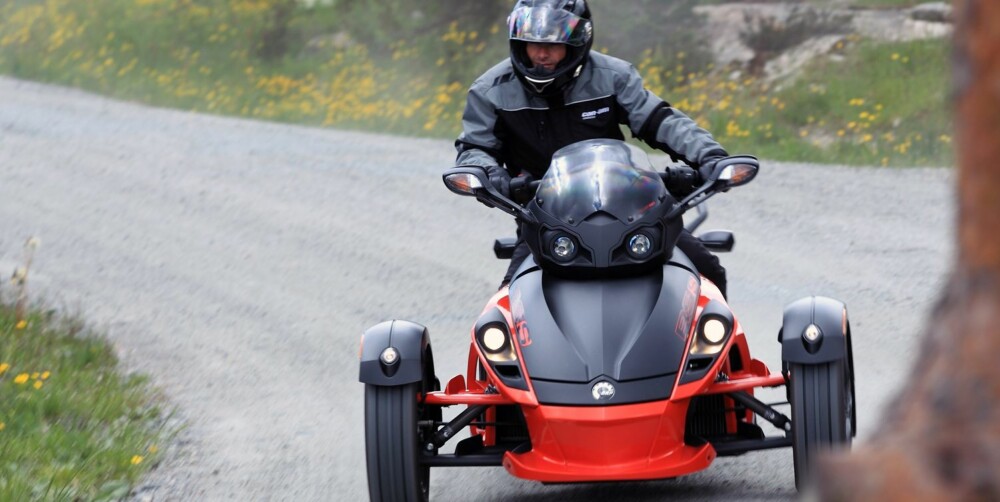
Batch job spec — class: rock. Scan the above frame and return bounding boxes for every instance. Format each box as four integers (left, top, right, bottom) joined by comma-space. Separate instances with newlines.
303, 31, 354, 53
852, 9, 952, 42
764, 35, 846, 83
909, 2, 952, 23
692, 2, 954, 83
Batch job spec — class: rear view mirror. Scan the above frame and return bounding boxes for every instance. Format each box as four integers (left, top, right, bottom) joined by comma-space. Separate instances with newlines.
442, 167, 538, 224
443, 167, 487, 196
712, 156, 759, 189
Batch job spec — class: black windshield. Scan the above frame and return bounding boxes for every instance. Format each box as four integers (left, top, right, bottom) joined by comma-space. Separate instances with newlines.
534, 139, 667, 224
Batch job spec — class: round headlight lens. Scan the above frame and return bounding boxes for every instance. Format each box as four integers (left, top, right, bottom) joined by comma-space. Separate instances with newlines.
628, 234, 652, 258
552, 236, 577, 261
703, 318, 726, 344
482, 327, 507, 352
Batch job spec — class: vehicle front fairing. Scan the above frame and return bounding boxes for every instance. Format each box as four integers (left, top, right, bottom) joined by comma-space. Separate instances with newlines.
522, 139, 680, 274
512, 140, 697, 406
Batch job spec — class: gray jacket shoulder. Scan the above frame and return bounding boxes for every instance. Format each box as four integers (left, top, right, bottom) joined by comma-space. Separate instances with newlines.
469, 59, 536, 109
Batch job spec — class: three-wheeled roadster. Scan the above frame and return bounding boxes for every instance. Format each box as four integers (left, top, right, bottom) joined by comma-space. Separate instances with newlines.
359, 139, 855, 501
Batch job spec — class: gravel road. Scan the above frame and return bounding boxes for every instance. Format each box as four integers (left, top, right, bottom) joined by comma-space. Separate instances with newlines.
0, 76, 954, 501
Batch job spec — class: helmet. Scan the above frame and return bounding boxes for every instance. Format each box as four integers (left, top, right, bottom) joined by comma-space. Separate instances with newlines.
507, 0, 593, 97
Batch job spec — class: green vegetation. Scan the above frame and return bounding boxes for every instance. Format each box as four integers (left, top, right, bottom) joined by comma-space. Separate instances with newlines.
0, 303, 170, 501
670, 38, 952, 166
0, 0, 952, 166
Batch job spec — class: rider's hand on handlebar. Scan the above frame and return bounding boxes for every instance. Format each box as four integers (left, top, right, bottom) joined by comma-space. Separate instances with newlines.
485, 165, 512, 198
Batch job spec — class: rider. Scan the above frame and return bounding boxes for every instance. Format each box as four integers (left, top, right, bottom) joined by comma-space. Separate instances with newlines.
456, 0, 731, 296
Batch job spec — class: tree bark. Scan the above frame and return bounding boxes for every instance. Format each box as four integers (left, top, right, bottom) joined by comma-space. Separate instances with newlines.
817, 1, 1000, 500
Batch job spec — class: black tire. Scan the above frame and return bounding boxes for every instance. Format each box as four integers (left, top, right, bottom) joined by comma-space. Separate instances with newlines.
789, 359, 853, 490
364, 382, 429, 502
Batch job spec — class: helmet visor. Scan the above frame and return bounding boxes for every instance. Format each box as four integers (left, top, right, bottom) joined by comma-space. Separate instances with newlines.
508, 6, 591, 46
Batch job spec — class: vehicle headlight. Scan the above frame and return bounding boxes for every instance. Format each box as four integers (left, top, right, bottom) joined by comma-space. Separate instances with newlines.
703, 318, 726, 344
476, 323, 517, 362
690, 314, 732, 356
680, 301, 736, 384
482, 327, 507, 353
552, 235, 577, 261
627, 233, 652, 259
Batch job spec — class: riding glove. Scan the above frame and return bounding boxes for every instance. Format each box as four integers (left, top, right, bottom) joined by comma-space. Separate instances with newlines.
484, 165, 512, 198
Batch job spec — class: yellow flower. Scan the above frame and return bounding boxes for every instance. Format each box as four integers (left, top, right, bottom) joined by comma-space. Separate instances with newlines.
131, 455, 144, 465
0, 422, 5, 431
837, 130, 846, 137
149, 445, 159, 454
891, 53, 900, 61
15, 320, 27, 330
41, 371, 51, 380
0, 363, 9, 375
33, 381, 43, 390
14, 373, 29, 385
939, 134, 952, 144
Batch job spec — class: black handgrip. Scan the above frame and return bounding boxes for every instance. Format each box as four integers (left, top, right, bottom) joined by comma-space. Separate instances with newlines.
509, 174, 540, 204
661, 165, 702, 197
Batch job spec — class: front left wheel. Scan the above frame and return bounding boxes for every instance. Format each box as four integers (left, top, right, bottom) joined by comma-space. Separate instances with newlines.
789, 359, 854, 490
364, 382, 429, 502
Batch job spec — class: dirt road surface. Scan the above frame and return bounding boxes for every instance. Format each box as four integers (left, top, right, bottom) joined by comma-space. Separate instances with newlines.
0, 77, 953, 500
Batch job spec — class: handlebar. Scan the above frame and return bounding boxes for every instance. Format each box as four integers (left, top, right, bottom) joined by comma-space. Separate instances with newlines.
660, 165, 702, 197
509, 175, 540, 204
509, 175, 539, 192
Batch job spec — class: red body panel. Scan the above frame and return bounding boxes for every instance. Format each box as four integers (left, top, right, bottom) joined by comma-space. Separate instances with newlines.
504, 400, 715, 481
425, 279, 786, 482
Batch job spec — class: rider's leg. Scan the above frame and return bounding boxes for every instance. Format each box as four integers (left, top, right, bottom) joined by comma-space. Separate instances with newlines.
676, 230, 727, 299
500, 239, 531, 289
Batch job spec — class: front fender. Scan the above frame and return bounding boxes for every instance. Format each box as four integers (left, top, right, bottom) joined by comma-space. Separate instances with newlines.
780, 296, 849, 365
359, 320, 430, 386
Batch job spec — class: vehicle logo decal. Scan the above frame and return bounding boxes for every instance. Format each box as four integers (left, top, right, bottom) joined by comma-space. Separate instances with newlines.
581, 106, 610, 120
591, 381, 615, 401
515, 319, 532, 347
674, 277, 699, 340
510, 286, 531, 347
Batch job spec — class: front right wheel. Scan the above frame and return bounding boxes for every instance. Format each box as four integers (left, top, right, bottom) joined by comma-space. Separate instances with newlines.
364, 382, 429, 502
789, 359, 853, 490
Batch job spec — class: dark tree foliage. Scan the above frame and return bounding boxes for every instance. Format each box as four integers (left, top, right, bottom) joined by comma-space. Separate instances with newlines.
257, 0, 299, 61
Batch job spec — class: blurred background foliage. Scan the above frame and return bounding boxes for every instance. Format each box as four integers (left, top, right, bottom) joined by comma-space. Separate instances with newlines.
0, 0, 951, 166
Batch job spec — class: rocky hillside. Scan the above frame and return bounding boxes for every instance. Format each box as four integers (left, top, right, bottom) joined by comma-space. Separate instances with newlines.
694, 2, 952, 82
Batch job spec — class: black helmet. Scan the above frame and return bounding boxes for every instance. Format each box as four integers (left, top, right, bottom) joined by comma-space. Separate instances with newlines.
507, 0, 593, 97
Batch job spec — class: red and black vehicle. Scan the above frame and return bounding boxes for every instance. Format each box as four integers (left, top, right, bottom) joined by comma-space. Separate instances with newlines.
359, 139, 856, 501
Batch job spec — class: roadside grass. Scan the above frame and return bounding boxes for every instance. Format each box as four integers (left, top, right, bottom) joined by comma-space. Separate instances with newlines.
0, 302, 171, 501
0, 0, 952, 166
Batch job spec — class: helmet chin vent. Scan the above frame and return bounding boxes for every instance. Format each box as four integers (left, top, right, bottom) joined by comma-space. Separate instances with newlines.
524, 75, 555, 93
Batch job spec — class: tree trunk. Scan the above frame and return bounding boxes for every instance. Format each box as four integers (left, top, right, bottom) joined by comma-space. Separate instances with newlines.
817, 1, 1000, 500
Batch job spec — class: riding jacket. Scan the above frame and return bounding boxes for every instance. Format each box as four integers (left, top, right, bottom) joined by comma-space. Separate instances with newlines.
455, 51, 728, 179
